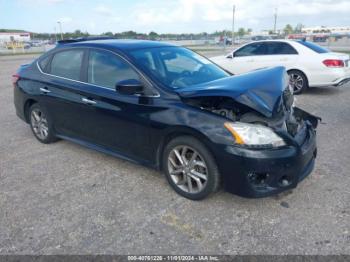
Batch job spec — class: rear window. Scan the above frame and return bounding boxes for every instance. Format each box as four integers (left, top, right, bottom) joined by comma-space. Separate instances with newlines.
50, 50, 84, 80
296, 41, 329, 53
38, 55, 51, 72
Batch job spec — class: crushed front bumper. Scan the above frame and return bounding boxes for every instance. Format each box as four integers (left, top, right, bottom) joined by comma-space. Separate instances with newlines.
217, 108, 319, 198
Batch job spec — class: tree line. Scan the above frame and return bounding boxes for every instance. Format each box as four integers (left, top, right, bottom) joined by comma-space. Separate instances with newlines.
28, 29, 256, 41
1, 24, 305, 41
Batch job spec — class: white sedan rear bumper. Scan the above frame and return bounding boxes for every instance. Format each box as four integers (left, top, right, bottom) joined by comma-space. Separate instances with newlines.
333, 76, 350, 86
309, 67, 350, 87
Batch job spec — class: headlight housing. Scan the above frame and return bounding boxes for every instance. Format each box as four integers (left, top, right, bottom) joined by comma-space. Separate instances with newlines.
224, 122, 286, 148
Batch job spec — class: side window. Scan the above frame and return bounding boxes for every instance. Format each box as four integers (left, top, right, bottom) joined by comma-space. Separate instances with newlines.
266, 42, 298, 55
50, 50, 84, 80
87, 50, 140, 89
38, 55, 51, 73
234, 43, 267, 57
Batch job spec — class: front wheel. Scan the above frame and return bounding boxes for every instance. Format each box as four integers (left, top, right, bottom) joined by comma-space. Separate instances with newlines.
162, 136, 220, 200
288, 70, 308, 95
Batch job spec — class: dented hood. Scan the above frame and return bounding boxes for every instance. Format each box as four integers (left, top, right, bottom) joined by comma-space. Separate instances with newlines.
176, 66, 288, 117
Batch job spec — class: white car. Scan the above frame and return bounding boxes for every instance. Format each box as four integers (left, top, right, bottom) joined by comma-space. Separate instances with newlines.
211, 40, 350, 94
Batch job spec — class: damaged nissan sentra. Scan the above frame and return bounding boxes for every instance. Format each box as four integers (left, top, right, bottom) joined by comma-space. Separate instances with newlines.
13, 39, 319, 200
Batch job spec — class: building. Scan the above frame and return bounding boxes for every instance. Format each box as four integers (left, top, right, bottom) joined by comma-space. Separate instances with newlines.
301, 26, 350, 35
260, 29, 283, 36
0, 32, 31, 42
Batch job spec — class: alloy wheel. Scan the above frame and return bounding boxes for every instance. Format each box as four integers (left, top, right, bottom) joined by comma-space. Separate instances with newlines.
289, 73, 304, 93
30, 108, 49, 140
167, 145, 208, 194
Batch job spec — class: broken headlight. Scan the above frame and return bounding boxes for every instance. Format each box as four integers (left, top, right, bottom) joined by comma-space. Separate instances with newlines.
224, 122, 286, 148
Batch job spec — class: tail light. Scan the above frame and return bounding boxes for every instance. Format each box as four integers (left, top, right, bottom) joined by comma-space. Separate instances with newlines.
12, 74, 20, 87
323, 59, 344, 68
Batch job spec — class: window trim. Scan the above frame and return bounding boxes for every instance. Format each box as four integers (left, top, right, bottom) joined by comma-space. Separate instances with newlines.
233, 42, 267, 57
264, 41, 299, 55
47, 48, 86, 81
234, 41, 299, 57
85, 49, 141, 91
36, 46, 160, 97
37, 54, 53, 73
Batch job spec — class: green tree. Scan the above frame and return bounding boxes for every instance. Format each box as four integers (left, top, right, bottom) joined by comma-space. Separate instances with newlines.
237, 28, 246, 37
103, 31, 114, 37
148, 31, 158, 40
283, 24, 294, 35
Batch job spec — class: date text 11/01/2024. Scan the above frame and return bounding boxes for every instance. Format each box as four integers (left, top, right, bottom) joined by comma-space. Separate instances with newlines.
127, 255, 219, 261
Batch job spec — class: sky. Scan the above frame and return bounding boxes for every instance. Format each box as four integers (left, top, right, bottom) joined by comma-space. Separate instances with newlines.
1, 0, 350, 34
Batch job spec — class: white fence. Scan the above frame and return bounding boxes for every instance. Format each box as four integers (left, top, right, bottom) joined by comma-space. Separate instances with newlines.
1, 38, 349, 56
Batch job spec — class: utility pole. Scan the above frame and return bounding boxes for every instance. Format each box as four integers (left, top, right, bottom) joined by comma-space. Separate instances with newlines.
232, 4, 235, 46
224, 30, 227, 51
273, 8, 278, 34
54, 27, 57, 42
57, 21, 63, 40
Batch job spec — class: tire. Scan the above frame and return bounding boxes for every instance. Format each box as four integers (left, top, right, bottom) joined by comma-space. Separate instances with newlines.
162, 136, 220, 200
28, 103, 58, 144
288, 70, 308, 95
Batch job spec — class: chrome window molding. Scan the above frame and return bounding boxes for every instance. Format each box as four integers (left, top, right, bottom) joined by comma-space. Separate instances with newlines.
36, 46, 160, 98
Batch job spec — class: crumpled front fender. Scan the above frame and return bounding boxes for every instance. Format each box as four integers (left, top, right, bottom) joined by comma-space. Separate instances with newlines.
294, 107, 321, 129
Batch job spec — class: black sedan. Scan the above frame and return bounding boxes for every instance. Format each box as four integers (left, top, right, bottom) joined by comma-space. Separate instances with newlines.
13, 38, 319, 200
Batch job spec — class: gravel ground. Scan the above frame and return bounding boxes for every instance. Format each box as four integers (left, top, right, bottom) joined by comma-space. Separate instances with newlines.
0, 54, 349, 255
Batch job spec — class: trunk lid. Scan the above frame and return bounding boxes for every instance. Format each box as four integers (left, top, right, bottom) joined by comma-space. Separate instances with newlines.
322, 52, 350, 67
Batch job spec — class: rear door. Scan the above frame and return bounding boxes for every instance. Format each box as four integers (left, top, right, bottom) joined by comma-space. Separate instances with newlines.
253, 41, 299, 69
36, 48, 89, 138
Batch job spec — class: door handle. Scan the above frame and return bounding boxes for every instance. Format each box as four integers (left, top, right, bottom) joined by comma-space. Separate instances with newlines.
39, 87, 51, 93
82, 97, 96, 105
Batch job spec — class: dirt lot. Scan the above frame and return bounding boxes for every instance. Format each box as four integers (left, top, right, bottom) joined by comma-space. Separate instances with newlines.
0, 54, 349, 255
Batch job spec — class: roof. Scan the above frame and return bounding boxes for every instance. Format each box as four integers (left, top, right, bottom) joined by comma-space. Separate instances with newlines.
58, 39, 177, 51
249, 39, 298, 43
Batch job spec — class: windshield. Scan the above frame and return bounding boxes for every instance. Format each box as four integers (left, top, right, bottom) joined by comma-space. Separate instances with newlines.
296, 40, 329, 53
129, 47, 229, 89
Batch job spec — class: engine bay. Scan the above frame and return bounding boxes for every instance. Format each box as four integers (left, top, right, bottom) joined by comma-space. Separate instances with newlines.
182, 87, 306, 137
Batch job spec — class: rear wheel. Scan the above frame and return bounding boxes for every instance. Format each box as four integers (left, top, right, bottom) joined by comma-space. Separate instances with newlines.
288, 70, 308, 95
162, 136, 220, 200
29, 103, 58, 144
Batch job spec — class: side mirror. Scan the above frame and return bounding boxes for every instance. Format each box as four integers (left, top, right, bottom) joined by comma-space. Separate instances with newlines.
116, 79, 143, 95
226, 53, 233, 59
